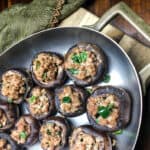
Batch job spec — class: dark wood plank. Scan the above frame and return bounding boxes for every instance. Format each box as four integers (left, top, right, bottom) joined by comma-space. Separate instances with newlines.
85, 0, 150, 25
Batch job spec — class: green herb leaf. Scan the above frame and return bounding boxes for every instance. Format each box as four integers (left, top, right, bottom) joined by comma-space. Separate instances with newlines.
71, 51, 87, 63
98, 106, 111, 118
62, 96, 71, 103
29, 95, 37, 103
113, 129, 123, 135
8, 98, 13, 103
68, 68, 79, 75
56, 131, 61, 136
46, 129, 51, 135
0, 124, 3, 128
97, 103, 114, 118
19, 131, 27, 139
86, 88, 93, 95
42, 72, 47, 80
95, 118, 99, 124
36, 61, 41, 70
103, 74, 111, 83
107, 103, 114, 110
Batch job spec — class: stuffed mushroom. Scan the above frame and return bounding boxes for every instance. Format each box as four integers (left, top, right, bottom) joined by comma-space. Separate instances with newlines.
0, 133, 19, 150
64, 42, 106, 86
10, 115, 39, 146
0, 69, 32, 104
26, 86, 56, 120
87, 86, 131, 132
55, 85, 86, 117
31, 52, 65, 88
69, 125, 112, 150
39, 116, 71, 150
0, 102, 19, 132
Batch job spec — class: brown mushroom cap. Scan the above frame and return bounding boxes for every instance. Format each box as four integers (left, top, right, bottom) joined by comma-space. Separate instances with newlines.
87, 86, 131, 132
0, 101, 19, 132
65, 42, 107, 86
39, 116, 71, 150
0, 68, 33, 104
55, 85, 87, 117
69, 125, 112, 150
26, 86, 56, 120
11, 115, 40, 146
0, 133, 20, 150
31, 52, 66, 88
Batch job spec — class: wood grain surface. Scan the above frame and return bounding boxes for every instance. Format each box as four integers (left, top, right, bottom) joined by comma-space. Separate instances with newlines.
0, 0, 149, 24
0, 0, 149, 46
84, 0, 150, 25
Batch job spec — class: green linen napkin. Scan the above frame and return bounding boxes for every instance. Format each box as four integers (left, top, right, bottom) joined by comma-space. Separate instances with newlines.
0, 0, 85, 53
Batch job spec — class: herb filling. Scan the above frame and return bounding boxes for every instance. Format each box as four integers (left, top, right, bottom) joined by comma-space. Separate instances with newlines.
87, 94, 120, 128
58, 86, 82, 113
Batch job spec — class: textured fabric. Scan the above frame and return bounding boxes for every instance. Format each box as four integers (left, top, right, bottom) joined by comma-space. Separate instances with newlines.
0, 0, 85, 52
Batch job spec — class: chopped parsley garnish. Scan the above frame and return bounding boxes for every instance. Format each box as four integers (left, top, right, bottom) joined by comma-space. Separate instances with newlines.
56, 131, 61, 136
72, 51, 87, 63
113, 129, 123, 135
86, 88, 93, 95
62, 96, 71, 103
42, 72, 47, 80
36, 61, 41, 70
95, 118, 99, 124
8, 98, 13, 103
68, 68, 79, 75
97, 103, 114, 118
19, 131, 27, 139
103, 74, 111, 83
29, 95, 37, 103
46, 129, 51, 135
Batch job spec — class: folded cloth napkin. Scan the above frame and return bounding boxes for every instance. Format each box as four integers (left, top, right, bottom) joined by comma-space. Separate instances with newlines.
0, 0, 85, 52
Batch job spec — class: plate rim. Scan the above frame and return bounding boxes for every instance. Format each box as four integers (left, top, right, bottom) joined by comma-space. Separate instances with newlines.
0, 26, 143, 150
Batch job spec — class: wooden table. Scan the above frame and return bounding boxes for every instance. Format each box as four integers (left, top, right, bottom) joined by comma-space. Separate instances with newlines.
0, 1, 149, 150
0, 0, 149, 45
0, 0, 149, 63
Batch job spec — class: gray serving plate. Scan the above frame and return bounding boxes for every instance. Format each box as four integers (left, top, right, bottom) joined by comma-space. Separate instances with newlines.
0, 27, 142, 150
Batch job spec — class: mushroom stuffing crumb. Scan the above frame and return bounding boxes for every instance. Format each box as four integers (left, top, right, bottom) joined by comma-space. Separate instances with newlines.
27, 87, 50, 117
1, 70, 26, 102
87, 94, 120, 129
58, 86, 82, 113
11, 118, 30, 144
69, 127, 107, 150
32, 53, 63, 83
65, 47, 99, 80
40, 123, 62, 150
0, 138, 12, 150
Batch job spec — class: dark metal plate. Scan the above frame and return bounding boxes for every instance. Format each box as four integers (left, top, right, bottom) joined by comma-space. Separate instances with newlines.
0, 27, 142, 150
